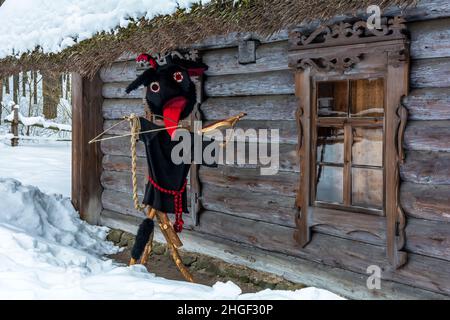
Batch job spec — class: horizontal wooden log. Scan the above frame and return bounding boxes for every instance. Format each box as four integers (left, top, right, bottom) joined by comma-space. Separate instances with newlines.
103, 154, 147, 175
102, 188, 144, 217
103, 99, 145, 119
103, 82, 144, 99
101, 136, 299, 172
100, 61, 137, 83
404, 121, 450, 152
411, 57, 450, 88
403, 88, 450, 120
101, 189, 192, 226
401, 182, 450, 223
199, 165, 298, 197
101, 170, 146, 196
401, 151, 450, 184
410, 18, 450, 60
406, 218, 450, 261
103, 118, 298, 145
193, 210, 450, 295
201, 183, 386, 245
201, 183, 297, 227
103, 70, 295, 99
101, 135, 146, 157
201, 95, 297, 121
311, 207, 386, 246
205, 70, 295, 97
203, 41, 289, 76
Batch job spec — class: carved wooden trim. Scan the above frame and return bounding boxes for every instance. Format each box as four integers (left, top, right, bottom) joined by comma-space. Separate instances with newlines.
290, 17, 407, 50
294, 71, 312, 247
190, 75, 204, 226
295, 55, 362, 73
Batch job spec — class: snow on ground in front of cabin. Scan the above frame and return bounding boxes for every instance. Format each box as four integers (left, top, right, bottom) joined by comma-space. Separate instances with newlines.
0, 141, 344, 300
0, 141, 71, 197
0, 0, 211, 59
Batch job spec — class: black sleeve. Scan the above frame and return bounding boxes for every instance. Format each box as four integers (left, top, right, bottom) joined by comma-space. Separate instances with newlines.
139, 117, 162, 142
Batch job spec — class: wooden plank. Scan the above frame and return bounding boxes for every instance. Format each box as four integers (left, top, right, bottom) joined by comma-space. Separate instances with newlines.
203, 41, 289, 76
401, 151, 450, 185
71, 72, 103, 225
103, 99, 145, 119
193, 210, 450, 295
205, 70, 295, 97
201, 95, 297, 121
403, 88, 450, 120
100, 209, 449, 300
410, 18, 450, 60
404, 120, 450, 152
401, 182, 450, 223
411, 57, 450, 88
406, 218, 450, 261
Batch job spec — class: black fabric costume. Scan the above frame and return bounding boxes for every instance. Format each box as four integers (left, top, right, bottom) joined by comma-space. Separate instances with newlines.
138, 117, 217, 214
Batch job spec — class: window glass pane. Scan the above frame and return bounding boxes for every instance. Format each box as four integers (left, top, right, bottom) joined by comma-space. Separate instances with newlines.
317, 127, 344, 164
352, 127, 383, 167
316, 165, 343, 204
350, 78, 384, 117
317, 81, 348, 117
352, 168, 383, 209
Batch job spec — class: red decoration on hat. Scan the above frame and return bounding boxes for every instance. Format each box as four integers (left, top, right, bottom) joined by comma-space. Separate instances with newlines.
136, 53, 157, 69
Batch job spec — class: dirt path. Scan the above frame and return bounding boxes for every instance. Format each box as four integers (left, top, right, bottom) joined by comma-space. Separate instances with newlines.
107, 229, 306, 293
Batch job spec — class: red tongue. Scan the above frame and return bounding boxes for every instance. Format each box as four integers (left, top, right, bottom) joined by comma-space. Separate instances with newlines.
163, 97, 187, 138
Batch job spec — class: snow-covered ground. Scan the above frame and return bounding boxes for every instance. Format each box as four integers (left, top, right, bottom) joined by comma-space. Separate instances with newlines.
0, 0, 211, 59
0, 141, 71, 196
0, 139, 343, 299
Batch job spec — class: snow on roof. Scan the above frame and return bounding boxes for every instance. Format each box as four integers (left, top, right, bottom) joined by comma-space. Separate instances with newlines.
0, 0, 209, 59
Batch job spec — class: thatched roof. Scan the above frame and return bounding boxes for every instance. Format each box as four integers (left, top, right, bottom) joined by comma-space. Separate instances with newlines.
0, 0, 417, 78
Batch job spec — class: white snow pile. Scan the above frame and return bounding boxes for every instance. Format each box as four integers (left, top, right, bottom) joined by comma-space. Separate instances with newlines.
0, 0, 211, 59
0, 178, 344, 300
5, 107, 72, 132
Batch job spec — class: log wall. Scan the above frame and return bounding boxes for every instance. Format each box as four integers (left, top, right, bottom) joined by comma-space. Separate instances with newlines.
97, 14, 450, 298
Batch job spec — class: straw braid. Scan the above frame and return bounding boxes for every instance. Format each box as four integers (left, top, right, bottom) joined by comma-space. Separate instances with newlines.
129, 114, 147, 212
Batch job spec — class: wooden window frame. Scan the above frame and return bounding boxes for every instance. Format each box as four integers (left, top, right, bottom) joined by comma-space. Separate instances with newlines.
289, 17, 410, 268
311, 78, 385, 216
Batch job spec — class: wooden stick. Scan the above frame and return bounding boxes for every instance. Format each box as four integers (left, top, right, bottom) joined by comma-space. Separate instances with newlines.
147, 207, 157, 220
129, 258, 138, 265
140, 230, 154, 265
156, 213, 193, 282
156, 211, 183, 249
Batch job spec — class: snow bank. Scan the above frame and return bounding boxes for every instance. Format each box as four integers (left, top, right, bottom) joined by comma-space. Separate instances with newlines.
0, 178, 344, 300
0, 0, 210, 59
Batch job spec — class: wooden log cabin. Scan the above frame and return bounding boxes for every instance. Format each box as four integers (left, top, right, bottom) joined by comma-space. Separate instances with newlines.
1, 0, 449, 299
